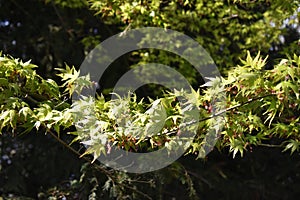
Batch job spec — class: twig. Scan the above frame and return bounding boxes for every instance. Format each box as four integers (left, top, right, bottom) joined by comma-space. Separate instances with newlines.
198, 93, 276, 123
257, 143, 283, 148
122, 184, 152, 200
46, 127, 115, 182
46, 126, 154, 199
11, 0, 32, 18
140, 93, 277, 139
187, 170, 213, 188
11, 0, 42, 34
51, 1, 74, 37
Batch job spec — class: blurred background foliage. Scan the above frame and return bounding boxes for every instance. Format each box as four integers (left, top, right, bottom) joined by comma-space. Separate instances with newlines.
0, 0, 299, 199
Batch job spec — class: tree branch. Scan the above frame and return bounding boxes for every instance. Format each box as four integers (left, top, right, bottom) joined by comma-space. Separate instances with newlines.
159, 93, 277, 138
45, 126, 115, 182
257, 143, 283, 148
45, 126, 154, 199
198, 93, 276, 123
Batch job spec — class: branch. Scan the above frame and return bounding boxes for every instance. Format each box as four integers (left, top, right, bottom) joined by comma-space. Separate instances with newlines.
11, 0, 42, 34
199, 93, 276, 123
51, 1, 74, 37
122, 184, 153, 200
46, 126, 154, 199
45, 126, 115, 182
257, 143, 283, 148
153, 93, 277, 138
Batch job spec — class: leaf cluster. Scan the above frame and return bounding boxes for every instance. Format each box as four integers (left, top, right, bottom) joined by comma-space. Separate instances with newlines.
1, 52, 300, 161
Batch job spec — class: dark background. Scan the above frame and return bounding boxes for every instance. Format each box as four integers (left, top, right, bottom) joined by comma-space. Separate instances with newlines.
0, 0, 300, 199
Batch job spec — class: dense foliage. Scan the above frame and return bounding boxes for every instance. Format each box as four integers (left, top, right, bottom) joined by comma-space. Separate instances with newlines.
0, 0, 299, 199
1, 51, 300, 199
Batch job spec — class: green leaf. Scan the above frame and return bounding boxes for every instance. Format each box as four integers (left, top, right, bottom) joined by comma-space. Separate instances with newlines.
283, 140, 300, 155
